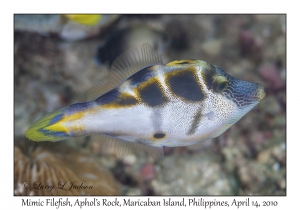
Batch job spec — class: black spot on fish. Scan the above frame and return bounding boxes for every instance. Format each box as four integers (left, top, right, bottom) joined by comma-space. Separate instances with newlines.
129, 67, 154, 85
138, 81, 167, 107
153, 132, 166, 139
166, 69, 204, 101
95, 88, 120, 105
177, 61, 190, 65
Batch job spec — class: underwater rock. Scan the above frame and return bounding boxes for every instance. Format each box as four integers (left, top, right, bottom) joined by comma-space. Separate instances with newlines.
271, 142, 286, 166
123, 154, 137, 166
259, 63, 284, 91
201, 39, 223, 57
151, 152, 233, 195
14, 140, 120, 195
257, 148, 273, 164
140, 163, 156, 182
259, 95, 282, 116
237, 161, 266, 191
96, 25, 168, 66
239, 30, 264, 62
275, 36, 286, 59
14, 15, 62, 34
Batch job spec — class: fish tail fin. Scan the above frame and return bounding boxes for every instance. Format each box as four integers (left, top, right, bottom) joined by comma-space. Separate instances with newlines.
25, 108, 70, 142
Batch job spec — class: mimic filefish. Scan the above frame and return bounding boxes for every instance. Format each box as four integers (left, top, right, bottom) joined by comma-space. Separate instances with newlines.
26, 43, 265, 161
64, 14, 102, 26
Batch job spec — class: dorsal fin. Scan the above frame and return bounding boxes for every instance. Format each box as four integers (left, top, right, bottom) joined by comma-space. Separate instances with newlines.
87, 43, 163, 100
111, 43, 163, 81
92, 135, 164, 163
87, 83, 117, 101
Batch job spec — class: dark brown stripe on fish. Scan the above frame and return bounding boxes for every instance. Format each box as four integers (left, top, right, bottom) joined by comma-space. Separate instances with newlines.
201, 64, 217, 90
187, 109, 202, 135
166, 67, 204, 102
95, 88, 120, 104
137, 79, 168, 107
128, 67, 154, 85
97, 89, 139, 108
114, 93, 139, 106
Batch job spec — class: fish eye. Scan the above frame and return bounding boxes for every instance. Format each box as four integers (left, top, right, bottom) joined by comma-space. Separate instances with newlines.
212, 75, 228, 92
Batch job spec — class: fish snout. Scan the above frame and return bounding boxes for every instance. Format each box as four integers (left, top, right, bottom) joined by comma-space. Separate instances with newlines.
254, 84, 266, 101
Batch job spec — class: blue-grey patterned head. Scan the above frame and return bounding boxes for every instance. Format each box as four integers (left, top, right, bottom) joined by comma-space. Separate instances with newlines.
199, 61, 265, 137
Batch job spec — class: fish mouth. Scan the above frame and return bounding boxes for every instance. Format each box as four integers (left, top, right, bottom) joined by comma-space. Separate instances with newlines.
254, 84, 266, 101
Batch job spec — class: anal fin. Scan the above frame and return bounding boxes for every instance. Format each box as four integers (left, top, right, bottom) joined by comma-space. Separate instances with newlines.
92, 135, 164, 162
131, 141, 164, 163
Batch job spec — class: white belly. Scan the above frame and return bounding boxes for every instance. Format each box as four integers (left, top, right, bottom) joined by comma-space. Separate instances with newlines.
72, 98, 219, 147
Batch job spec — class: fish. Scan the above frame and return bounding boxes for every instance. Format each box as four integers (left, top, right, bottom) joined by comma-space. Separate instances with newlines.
64, 14, 102, 26
25, 43, 265, 161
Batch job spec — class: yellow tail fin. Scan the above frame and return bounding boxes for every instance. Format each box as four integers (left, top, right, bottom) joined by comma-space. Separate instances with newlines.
25, 108, 70, 142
